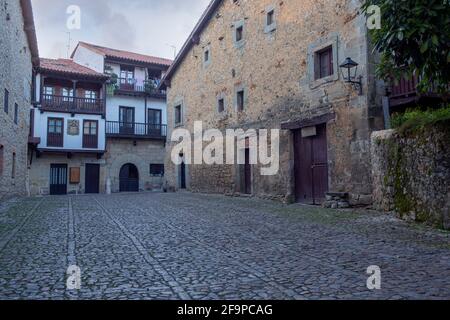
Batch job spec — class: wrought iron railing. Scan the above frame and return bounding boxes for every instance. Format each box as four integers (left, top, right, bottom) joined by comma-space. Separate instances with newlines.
106, 121, 167, 139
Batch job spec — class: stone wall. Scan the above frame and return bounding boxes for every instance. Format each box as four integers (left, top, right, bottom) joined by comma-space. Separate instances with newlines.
104, 139, 166, 193
0, 0, 33, 200
29, 154, 107, 195
165, 0, 384, 202
371, 124, 450, 230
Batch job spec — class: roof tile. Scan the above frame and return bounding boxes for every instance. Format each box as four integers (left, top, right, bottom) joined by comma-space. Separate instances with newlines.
77, 42, 173, 67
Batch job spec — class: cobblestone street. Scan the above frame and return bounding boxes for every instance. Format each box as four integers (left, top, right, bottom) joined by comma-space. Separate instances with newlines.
0, 192, 449, 300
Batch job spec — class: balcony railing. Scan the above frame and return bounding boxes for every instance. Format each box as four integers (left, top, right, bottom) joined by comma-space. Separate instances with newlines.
41, 94, 105, 114
110, 78, 166, 96
389, 75, 419, 98
106, 121, 167, 139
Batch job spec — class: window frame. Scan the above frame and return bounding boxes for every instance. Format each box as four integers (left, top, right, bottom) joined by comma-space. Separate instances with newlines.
0, 145, 4, 177
307, 33, 339, 88
4, 89, 9, 114
315, 46, 334, 80
264, 5, 277, 33
14, 103, 18, 124
82, 120, 99, 149
150, 164, 165, 177
217, 97, 225, 113
235, 86, 246, 112
47, 117, 64, 147
174, 104, 183, 126
233, 20, 245, 48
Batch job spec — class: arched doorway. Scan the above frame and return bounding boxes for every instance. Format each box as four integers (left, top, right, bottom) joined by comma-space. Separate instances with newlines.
119, 163, 139, 192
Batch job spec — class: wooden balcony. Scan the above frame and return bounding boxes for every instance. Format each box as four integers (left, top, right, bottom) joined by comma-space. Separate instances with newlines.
41, 94, 105, 115
388, 75, 444, 107
106, 121, 167, 140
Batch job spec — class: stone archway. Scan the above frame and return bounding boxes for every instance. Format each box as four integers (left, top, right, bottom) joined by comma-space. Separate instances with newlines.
106, 153, 148, 193
119, 163, 139, 192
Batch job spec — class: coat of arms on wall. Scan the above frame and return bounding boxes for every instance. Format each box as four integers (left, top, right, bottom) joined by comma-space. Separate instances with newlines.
68, 120, 80, 136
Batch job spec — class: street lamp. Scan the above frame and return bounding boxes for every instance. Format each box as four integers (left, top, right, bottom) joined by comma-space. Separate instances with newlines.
340, 57, 363, 95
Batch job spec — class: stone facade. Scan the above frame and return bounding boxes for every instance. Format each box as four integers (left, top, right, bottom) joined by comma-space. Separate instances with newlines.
164, 0, 384, 202
29, 154, 107, 195
371, 124, 450, 230
0, 0, 37, 200
104, 139, 166, 193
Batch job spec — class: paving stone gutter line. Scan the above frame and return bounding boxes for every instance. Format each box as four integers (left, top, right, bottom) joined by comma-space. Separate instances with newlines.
101, 195, 305, 300
66, 197, 79, 300
92, 196, 191, 300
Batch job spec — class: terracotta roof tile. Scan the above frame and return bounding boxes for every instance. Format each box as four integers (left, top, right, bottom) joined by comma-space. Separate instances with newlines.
39, 58, 109, 79
77, 42, 172, 67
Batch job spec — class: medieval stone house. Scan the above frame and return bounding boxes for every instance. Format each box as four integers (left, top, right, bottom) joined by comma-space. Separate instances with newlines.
160, 0, 386, 204
0, 0, 39, 200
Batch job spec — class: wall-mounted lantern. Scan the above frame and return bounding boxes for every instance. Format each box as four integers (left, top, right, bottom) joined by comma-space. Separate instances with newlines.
340, 57, 363, 95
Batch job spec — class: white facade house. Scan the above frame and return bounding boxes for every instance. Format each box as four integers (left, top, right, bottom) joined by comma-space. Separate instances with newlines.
28, 43, 172, 195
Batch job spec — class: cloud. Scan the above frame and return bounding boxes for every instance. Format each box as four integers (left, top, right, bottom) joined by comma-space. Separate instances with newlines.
31, 0, 211, 59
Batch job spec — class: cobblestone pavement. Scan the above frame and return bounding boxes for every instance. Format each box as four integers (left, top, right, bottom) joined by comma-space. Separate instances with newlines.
0, 192, 449, 300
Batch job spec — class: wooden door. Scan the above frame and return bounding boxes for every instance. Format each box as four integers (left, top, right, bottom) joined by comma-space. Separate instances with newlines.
119, 164, 139, 192
85, 164, 100, 194
50, 164, 67, 195
294, 124, 328, 204
244, 148, 252, 194
180, 162, 186, 189
119, 107, 135, 135
147, 109, 162, 136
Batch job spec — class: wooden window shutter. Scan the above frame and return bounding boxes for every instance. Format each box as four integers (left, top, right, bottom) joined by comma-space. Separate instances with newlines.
69, 167, 80, 184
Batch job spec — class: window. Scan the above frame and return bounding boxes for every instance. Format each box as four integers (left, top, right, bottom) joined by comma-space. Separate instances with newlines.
315, 46, 334, 79
47, 118, 64, 147
85, 90, 97, 100
204, 49, 210, 63
120, 66, 134, 80
43, 86, 54, 101
83, 120, 98, 149
148, 109, 162, 125
14, 103, 18, 124
44, 86, 54, 96
218, 98, 225, 113
0, 145, 3, 176
12, 152, 16, 179
237, 90, 245, 111
4, 89, 9, 113
120, 66, 135, 89
174, 105, 182, 125
267, 10, 274, 26
236, 26, 243, 42
62, 88, 74, 102
150, 164, 165, 177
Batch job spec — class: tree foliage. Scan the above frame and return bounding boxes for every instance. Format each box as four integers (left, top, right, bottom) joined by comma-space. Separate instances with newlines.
362, 0, 450, 94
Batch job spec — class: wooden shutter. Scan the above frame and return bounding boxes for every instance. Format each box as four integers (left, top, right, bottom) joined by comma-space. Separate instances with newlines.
69, 167, 80, 184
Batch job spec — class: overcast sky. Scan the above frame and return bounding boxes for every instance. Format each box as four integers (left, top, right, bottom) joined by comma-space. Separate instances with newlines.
31, 0, 210, 60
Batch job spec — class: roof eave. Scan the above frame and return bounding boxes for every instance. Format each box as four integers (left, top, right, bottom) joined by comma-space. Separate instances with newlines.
20, 0, 39, 67
158, 0, 222, 90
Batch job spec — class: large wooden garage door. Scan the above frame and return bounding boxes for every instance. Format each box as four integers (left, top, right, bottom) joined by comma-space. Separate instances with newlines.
294, 124, 329, 204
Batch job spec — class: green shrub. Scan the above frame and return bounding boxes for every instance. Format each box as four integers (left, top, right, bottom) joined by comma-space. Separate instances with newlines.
391, 105, 450, 133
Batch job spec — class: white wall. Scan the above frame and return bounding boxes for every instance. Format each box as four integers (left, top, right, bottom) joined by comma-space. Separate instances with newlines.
33, 110, 106, 151
72, 46, 105, 73
106, 96, 167, 125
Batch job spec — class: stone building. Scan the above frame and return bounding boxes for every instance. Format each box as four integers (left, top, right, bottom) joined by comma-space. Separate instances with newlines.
160, 0, 386, 204
0, 0, 39, 200
28, 43, 171, 195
